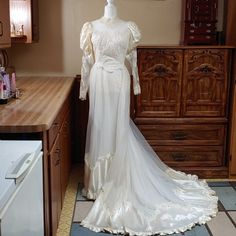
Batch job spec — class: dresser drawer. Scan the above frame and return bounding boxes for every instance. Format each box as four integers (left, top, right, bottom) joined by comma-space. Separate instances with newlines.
185, 22, 216, 35
154, 146, 223, 167
184, 34, 217, 45
138, 124, 225, 146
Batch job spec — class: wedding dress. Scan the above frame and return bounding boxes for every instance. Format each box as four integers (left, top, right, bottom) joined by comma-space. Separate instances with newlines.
79, 17, 218, 236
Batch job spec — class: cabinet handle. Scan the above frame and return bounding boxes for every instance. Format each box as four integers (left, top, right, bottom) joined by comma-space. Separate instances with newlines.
172, 154, 186, 162
0, 21, 3, 37
171, 132, 187, 140
55, 159, 60, 166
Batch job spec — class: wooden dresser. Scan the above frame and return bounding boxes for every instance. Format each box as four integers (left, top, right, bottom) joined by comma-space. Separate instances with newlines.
133, 46, 234, 178
0, 77, 75, 236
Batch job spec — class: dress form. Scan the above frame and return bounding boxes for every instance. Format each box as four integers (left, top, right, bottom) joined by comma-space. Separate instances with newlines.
104, 0, 118, 19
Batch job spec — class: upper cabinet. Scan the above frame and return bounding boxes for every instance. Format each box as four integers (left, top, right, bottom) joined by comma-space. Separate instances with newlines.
10, 0, 39, 43
181, 0, 218, 45
0, 0, 11, 48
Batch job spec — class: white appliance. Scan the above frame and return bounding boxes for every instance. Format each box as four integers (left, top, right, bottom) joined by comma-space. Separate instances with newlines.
0, 141, 44, 236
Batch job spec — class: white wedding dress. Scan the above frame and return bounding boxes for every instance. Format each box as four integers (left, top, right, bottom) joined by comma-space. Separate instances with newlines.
79, 18, 218, 236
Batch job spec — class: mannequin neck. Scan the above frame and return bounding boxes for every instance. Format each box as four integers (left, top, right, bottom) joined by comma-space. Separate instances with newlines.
104, 4, 118, 19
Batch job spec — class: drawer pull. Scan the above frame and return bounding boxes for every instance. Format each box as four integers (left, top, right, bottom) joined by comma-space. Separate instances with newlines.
0, 21, 3, 37
172, 154, 186, 162
171, 132, 187, 140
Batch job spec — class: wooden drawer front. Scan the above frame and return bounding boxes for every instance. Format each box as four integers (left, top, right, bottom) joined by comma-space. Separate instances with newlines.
138, 124, 225, 146
183, 49, 230, 117
154, 146, 223, 167
48, 97, 70, 150
185, 22, 216, 35
48, 116, 60, 151
184, 34, 217, 45
137, 49, 183, 117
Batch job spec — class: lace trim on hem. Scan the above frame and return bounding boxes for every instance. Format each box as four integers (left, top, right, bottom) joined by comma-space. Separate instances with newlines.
81, 207, 218, 236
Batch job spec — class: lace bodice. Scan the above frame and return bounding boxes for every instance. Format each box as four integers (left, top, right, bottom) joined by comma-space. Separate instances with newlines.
79, 18, 141, 100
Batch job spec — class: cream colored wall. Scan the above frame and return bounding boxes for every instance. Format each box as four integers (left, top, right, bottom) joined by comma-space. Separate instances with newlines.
9, 0, 183, 76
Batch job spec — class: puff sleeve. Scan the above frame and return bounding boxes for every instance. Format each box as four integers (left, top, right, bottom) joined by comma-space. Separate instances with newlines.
126, 22, 142, 95
79, 22, 94, 100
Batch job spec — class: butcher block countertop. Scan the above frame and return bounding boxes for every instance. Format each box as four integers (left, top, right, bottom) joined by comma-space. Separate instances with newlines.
0, 77, 75, 133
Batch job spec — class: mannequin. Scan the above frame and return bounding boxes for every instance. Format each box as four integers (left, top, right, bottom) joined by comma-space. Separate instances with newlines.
104, 0, 118, 19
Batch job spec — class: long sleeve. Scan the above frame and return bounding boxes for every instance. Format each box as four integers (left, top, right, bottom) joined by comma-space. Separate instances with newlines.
80, 22, 94, 100
126, 22, 142, 95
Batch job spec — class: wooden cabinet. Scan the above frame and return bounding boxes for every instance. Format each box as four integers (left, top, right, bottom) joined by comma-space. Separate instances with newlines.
60, 107, 72, 202
0, 0, 11, 48
225, 0, 236, 178
181, 0, 218, 45
49, 135, 61, 236
10, 0, 39, 43
136, 46, 233, 178
48, 96, 73, 236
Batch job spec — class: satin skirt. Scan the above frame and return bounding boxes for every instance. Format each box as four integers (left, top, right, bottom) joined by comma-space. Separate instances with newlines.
81, 63, 218, 235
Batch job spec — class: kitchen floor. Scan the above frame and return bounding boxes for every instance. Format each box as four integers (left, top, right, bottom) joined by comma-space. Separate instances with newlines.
57, 165, 236, 236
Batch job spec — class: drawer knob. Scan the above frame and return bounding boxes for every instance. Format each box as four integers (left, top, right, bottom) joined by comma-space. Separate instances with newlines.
172, 154, 186, 162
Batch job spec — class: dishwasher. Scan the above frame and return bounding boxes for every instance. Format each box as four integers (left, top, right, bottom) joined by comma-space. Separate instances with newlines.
0, 141, 44, 236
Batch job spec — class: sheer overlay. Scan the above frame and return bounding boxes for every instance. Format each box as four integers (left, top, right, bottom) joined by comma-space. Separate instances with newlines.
79, 19, 218, 236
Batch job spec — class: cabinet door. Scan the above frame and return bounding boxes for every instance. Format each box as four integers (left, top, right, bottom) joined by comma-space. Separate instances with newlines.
182, 49, 230, 117
0, 0, 10, 48
137, 49, 183, 118
50, 135, 61, 236
60, 109, 72, 203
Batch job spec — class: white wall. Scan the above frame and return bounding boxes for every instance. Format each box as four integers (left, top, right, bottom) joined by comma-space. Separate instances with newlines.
8, 0, 183, 76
